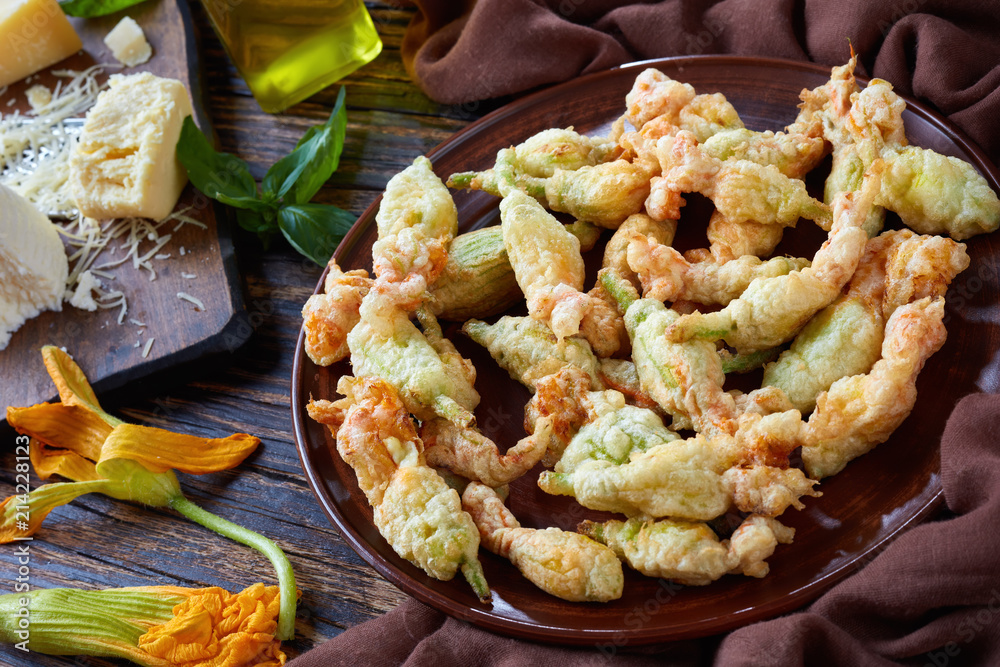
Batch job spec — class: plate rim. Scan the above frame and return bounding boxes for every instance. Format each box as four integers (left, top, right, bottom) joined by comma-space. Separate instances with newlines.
291, 54, 998, 645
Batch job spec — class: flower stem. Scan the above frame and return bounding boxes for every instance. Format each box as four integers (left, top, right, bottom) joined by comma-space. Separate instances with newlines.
169, 495, 297, 641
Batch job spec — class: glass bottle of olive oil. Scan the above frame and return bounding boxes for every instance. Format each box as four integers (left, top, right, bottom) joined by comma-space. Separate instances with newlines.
202, 0, 382, 113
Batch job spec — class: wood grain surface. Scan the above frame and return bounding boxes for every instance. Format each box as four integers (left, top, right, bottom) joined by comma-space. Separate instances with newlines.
0, 2, 456, 664
0, 0, 243, 412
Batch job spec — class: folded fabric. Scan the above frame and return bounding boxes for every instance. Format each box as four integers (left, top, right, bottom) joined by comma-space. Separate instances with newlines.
401, 0, 1000, 164
288, 392, 1000, 665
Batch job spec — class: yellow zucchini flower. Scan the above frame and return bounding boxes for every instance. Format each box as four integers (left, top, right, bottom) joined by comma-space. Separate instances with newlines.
0, 584, 287, 666
1, 346, 297, 641
4, 345, 258, 532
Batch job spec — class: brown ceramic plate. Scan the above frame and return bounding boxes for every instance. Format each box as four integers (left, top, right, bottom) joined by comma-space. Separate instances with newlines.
291, 56, 1000, 646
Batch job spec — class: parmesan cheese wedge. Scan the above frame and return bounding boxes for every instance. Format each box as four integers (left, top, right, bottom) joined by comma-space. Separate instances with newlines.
0, 184, 69, 350
69, 73, 193, 221
104, 17, 152, 67
0, 0, 83, 88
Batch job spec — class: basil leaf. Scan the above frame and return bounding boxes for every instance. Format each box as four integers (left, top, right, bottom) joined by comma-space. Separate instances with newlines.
234, 209, 266, 234
277, 204, 355, 266
60, 0, 149, 17
216, 192, 272, 213
177, 117, 260, 206
263, 87, 347, 205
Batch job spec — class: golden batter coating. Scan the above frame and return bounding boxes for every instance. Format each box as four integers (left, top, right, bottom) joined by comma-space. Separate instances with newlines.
421, 416, 554, 487
764, 230, 968, 413
311, 376, 489, 601
372, 156, 457, 309
603, 213, 678, 290
537, 435, 730, 521
302, 260, 372, 366
706, 211, 788, 262
651, 130, 832, 229
802, 297, 948, 479
348, 294, 479, 426
579, 514, 793, 584
665, 162, 882, 353
462, 482, 623, 602
627, 231, 810, 305
463, 316, 603, 392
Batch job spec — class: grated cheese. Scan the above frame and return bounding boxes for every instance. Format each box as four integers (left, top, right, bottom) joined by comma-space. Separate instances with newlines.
0, 65, 116, 215
96, 289, 127, 324
141, 337, 154, 358
177, 292, 205, 311
26, 85, 52, 112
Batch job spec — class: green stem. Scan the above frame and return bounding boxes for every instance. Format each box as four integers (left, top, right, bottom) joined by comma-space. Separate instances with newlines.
169, 496, 297, 641
598, 269, 638, 314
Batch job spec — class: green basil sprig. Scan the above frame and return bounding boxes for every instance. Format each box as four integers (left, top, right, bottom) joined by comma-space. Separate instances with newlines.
176, 87, 353, 266
60, 0, 149, 18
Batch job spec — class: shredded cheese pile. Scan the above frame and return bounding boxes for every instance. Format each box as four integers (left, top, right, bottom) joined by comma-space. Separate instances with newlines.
0, 65, 113, 215
60, 207, 208, 324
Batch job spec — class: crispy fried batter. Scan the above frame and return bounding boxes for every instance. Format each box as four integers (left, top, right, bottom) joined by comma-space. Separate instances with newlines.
554, 404, 680, 474
579, 517, 732, 586
764, 230, 968, 413
665, 162, 882, 353
702, 127, 827, 179
722, 466, 820, 516
463, 482, 623, 602
326, 376, 490, 600
524, 367, 627, 466
728, 515, 795, 578
624, 68, 697, 130
601, 270, 738, 436
421, 416, 553, 487
652, 130, 832, 229
464, 316, 603, 392
537, 435, 730, 520
627, 231, 810, 305
802, 297, 948, 478
579, 513, 793, 583
302, 260, 373, 366
603, 214, 678, 290
706, 211, 788, 262
348, 294, 479, 426
372, 156, 457, 309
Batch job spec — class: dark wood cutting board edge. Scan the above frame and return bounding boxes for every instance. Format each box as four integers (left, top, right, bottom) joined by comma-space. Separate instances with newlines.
0, 0, 247, 415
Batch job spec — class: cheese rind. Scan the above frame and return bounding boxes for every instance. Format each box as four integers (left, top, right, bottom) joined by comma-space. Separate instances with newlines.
69, 72, 193, 221
0, 184, 69, 350
104, 16, 152, 67
0, 0, 83, 88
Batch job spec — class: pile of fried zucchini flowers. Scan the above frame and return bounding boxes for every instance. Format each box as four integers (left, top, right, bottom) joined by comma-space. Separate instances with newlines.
304, 54, 999, 604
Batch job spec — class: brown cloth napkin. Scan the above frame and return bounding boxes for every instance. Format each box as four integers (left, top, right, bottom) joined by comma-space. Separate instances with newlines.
289, 394, 1000, 665
401, 0, 1000, 164
289, 3, 1000, 665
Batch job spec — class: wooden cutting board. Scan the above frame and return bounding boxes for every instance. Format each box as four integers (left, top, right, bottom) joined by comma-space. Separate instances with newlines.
0, 0, 245, 413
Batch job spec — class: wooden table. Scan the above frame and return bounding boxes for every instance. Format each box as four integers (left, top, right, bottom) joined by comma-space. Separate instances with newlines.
0, 3, 485, 664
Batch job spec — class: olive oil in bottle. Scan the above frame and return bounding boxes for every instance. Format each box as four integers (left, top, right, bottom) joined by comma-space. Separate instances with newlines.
202, 0, 382, 113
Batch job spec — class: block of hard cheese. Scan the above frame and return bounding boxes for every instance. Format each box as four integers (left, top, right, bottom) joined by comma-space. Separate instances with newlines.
0, 0, 83, 88
70, 73, 193, 221
104, 16, 152, 67
0, 184, 69, 350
